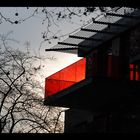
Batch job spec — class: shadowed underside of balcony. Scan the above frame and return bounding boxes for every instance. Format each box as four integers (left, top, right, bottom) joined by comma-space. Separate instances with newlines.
44, 76, 140, 110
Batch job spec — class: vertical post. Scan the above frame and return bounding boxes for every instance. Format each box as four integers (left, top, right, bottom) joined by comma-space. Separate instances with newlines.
137, 64, 140, 80
133, 64, 136, 80
97, 44, 108, 78
111, 37, 120, 79
86, 51, 96, 78
119, 31, 130, 81
107, 54, 112, 77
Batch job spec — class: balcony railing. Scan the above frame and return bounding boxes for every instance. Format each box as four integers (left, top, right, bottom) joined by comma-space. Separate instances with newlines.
45, 54, 140, 100
45, 58, 86, 98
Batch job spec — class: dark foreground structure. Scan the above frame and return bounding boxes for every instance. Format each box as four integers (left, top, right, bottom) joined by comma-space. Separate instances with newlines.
44, 7, 140, 133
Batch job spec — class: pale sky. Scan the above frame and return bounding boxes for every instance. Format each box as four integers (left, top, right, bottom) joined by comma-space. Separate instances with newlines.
0, 7, 101, 96
0, 7, 100, 53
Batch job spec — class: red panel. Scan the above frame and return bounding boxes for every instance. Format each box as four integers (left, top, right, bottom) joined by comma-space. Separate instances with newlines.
45, 58, 86, 98
45, 79, 60, 97
136, 64, 139, 81
60, 81, 76, 91
129, 64, 139, 81
129, 64, 134, 69
107, 55, 119, 79
60, 63, 76, 82
130, 71, 134, 80
136, 71, 139, 81
76, 58, 86, 82
129, 64, 134, 80
47, 71, 60, 80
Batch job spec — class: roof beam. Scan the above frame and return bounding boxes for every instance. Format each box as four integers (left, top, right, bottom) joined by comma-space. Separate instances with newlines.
69, 35, 102, 41
81, 28, 117, 34
93, 20, 129, 27
45, 47, 78, 51
58, 42, 93, 48
58, 42, 79, 46
106, 13, 140, 19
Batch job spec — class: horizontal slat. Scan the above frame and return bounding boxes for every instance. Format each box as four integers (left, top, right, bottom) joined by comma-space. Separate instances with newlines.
45, 47, 78, 51
81, 28, 117, 34
93, 20, 129, 27
106, 12, 140, 19
69, 35, 102, 41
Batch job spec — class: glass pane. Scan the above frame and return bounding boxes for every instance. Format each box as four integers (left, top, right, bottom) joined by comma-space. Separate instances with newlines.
130, 71, 134, 80
136, 71, 139, 81
60, 81, 76, 91
45, 58, 86, 98
47, 72, 60, 80
129, 64, 134, 69
76, 58, 86, 82
60, 64, 76, 82
45, 79, 60, 97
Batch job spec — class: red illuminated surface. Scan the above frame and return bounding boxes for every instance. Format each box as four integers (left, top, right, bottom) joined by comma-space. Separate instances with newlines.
107, 55, 120, 79
45, 58, 86, 98
45, 55, 140, 99
129, 64, 139, 81
108, 56, 139, 80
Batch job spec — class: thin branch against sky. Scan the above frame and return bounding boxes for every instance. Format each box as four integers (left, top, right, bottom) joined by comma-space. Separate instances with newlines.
0, 7, 109, 79
0, 7, 101, 53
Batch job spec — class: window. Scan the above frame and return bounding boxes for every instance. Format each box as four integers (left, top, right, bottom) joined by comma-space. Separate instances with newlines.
129, 64, 139, 81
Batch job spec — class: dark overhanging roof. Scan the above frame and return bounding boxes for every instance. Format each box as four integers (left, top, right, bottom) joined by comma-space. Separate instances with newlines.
78, 8, 140, 56
45, 8, 140, 56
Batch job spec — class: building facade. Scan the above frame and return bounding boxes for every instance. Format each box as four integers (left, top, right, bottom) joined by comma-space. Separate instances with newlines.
44, 7, 140, 133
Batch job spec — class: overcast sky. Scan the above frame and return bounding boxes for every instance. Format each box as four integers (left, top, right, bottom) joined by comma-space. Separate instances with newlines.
0, 7, 101, 91
0, 7, 100, 52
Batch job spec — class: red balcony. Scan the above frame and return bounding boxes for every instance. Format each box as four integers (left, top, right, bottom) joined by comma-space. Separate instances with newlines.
45, 54, 140, 101
45, 58, 86, 99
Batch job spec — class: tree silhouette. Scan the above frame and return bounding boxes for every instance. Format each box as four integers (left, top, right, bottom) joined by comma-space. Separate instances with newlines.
0, 32, 65, 133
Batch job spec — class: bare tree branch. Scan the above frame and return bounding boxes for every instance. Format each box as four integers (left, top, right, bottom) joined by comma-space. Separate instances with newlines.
0, 32, 64, 133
